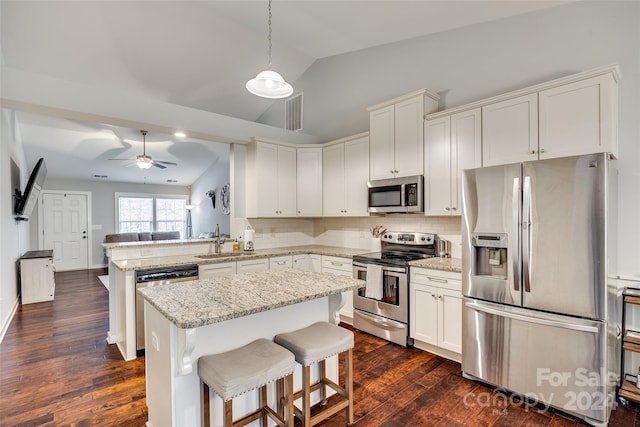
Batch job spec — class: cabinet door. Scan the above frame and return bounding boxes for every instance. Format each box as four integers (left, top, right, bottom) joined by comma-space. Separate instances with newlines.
369, 105, 395, 180
256, 142, 280, 217
322, 266, 354, 322
394, 96, 424, 178
424, 116, 452, 216
199, 262, 237, 278
410, 283, 438, 345
450, 108, 482, 213
237, 258, 269, 273
270, 255, 293, 271
438, 288, 462, 353
322, 143, 346, 216
277, 145, 297, 216
296, 147, 322, 217
539, 74, 617, 159
292, 254, 310, 271
482, 93, 538, 167
310, 254, 321, 273
344, 136, 370, 216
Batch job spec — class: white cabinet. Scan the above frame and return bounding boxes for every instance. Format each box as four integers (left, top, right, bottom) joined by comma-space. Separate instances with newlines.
321, 256, 354, 323
425, 108, 482, 216
237, 258, 269, 274
322, 134, 369, 217
369, 90, 439, 180
296, 147, 323, 217
246, 140, 297, 217
269, 255, 293, 271
482, 93, 538, 167
199, 262, 237, 278
20, 250, 56, 304
292, 254, 321, 272
410, 267, 462, 356
538, 73, 618, 159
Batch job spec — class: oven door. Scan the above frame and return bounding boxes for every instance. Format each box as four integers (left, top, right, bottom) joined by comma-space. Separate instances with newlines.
353, 262, 408, 323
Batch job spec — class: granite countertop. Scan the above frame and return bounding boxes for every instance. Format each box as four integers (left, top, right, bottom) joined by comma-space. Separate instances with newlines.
139, 269, 365, 329
113, 245, 367, 271
409, 257, 462, 273
102, 238, 217, 250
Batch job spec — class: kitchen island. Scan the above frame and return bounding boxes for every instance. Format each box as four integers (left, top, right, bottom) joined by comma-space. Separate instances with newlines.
139, 269, 364, 427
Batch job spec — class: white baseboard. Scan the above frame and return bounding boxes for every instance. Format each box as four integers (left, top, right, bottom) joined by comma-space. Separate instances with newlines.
0, 298, 20, 344
91, 263, 108, 270
412, 339, 461, 363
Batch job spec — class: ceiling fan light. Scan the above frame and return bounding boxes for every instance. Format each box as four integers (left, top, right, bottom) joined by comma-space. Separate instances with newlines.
246, 70, 293, 99
136, 156, 153, 169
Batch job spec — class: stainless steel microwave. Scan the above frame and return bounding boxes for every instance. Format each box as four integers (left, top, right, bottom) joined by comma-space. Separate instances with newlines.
367, 175, 423, 213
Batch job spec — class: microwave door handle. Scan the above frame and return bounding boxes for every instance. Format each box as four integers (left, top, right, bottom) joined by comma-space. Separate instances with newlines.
399, 183, 406, 207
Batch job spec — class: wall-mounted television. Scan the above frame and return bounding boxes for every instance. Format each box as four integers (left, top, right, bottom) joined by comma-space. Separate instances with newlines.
14, 158, 47, 221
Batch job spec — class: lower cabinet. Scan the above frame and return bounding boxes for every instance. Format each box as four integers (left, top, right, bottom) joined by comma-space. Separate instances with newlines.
269, 255, 293, 271
199, 262, 237, 278
292, 254, 321, 272
410, 267, 462, 358
237, 258, 269, 274
321, 255, 354, 324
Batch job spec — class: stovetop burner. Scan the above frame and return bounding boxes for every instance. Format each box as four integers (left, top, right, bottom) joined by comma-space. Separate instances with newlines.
353, 232, 437, 267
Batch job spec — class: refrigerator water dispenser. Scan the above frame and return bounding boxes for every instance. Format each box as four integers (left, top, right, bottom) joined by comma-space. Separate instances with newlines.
471, 233, 507, 278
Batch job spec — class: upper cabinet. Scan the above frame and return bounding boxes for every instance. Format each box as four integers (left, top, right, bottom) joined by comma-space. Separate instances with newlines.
369, 90, 439, 180
296, 147, 323, 217
246, 139, 297, 218
538, 73, 618, 159
323, 134, 370, 217
481, 65, 619, 166
425, 108, 482, 216
482, 93, 538, 167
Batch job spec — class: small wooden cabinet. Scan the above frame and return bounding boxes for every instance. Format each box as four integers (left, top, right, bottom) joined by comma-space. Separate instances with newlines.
321, 256, 354, 324
410, 267, 462, 358
424, 108, 482, 216
20, 250, 56, 304
619, 288, 640, 404
322, 134, 369, 217
246, 140, 297, 218
296, 147, 323, 217
369, 90, 439, 180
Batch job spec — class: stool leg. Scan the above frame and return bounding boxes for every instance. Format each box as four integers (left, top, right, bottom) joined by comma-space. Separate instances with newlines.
319, 359, 327, 405
224, 399, 233, 427
277, 377, 285, 419
303, 365, 312, 426
346, 349, 354, 425
202, 381, 211, 427
261, 385, 268, 426
285, 373, 294, 427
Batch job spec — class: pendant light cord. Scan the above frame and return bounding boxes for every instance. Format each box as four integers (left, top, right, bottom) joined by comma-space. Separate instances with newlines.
267, 0, 272, 70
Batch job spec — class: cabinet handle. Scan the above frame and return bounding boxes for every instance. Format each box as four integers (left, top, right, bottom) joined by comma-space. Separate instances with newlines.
530, 150, 536, 154
431, 294, 438, 300
390, 170, 394, 174
451, 207, 457, 211
297, 210, 301, 214
439, 295, 444, 300
445, 207, 451, 211
426, 276, 448, 284
394, 170, 399, 173
539, 148, 546, 154
330, 261, 344, 267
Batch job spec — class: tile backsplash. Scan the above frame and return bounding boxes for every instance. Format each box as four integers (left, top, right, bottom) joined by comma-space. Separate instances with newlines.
233, 215, 462, 258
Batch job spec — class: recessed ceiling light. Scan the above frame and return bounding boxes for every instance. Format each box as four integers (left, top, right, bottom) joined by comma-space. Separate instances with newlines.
174, 131, 186, 138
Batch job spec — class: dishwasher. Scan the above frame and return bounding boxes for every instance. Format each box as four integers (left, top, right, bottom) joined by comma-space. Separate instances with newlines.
135, 264, 199, 352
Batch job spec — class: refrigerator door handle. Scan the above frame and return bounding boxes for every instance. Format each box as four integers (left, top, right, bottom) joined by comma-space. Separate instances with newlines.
465, 301, 599, 333
512, 177, 520, 292
522, 175, 532, 293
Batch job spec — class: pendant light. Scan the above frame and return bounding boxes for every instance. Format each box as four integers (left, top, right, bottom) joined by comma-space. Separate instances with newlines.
246, 0, 293, 99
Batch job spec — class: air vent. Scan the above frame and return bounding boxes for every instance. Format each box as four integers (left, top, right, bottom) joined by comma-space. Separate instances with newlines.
93, 174, 108, 179
166, 179, 178, 183
285, 92, 303, 132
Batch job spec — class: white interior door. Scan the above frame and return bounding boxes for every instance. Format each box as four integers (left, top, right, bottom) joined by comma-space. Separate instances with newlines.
42, 192, 89, 271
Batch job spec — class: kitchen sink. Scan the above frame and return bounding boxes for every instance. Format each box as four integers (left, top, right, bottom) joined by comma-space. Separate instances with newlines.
195, 253, 244, 259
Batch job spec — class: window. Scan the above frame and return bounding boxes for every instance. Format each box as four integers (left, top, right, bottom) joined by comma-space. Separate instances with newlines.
116, 193, 188, 237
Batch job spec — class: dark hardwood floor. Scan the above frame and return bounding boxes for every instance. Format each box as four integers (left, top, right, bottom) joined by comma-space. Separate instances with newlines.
1, 269, 638, 426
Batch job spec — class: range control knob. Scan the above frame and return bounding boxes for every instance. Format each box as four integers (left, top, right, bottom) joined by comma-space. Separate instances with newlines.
421, 236, 426, 241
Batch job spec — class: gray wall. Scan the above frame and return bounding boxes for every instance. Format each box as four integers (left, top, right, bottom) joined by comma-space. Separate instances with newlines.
189, 153, 231, 238
258, 0, 640, 278
39, 179, 190, 268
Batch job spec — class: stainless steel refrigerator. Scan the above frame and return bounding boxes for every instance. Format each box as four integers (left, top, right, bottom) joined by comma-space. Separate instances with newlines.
461, 153, 619, 426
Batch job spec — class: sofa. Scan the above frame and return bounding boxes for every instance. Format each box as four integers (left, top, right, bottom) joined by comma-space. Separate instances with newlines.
104, 231, 181, 243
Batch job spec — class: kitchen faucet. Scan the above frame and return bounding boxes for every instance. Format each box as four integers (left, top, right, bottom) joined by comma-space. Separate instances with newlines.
214, 224, 227, 254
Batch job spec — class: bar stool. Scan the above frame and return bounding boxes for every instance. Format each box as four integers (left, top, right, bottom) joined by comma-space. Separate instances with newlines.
198, 338, 295, 427
274, 322, 354, 426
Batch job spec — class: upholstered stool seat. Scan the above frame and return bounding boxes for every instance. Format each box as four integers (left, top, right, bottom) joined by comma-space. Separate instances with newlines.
198, 338, 295, 427
275, 322, 354, 426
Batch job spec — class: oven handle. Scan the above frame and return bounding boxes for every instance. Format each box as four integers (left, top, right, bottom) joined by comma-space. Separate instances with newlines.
353, 262, 406, 274
355, 310, 406, 330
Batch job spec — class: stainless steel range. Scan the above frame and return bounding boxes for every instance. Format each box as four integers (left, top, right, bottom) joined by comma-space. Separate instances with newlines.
353, 231, 436, 347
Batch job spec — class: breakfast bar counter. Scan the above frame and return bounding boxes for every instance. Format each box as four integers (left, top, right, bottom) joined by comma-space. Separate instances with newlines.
139, 269, 364, 427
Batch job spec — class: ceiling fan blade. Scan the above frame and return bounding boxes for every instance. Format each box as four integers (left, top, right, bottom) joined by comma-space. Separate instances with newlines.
108, 158, 136, 161
155, 160, 177, 166
151, 162, 167, 169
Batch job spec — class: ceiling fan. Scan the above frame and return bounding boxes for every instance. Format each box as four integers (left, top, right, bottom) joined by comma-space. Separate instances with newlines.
109, 130, 177, 169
